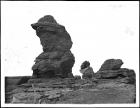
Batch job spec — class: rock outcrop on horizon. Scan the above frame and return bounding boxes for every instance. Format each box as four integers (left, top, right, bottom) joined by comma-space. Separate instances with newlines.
95, 59, 135, 84
31, 15, 75, 78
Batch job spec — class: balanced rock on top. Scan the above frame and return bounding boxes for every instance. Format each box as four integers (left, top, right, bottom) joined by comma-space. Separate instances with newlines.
99, 59, 123, 71
31, 15, 75, 78
80, 61, 94, 79
31, 15, 72, 52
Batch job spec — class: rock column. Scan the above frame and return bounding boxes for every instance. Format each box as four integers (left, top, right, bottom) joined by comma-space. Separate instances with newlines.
31, 15, 75, 78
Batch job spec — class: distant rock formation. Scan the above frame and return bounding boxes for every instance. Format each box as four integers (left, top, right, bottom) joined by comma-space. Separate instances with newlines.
95, 59, 135, 84
80, 61, 94, 79
31, 15, 75, 78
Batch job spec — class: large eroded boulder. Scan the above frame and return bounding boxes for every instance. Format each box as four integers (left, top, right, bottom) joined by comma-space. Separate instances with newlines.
99, 59, 123, 71
31, 15, 75, 78
32, 51, 75, 78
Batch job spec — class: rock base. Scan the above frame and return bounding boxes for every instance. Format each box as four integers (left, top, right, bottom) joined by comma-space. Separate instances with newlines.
5, 76, 136, 104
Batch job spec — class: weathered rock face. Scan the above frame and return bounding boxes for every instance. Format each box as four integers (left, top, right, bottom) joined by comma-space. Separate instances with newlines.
31, 15, 75, 78
99, 59, 123, 71
81, 67, 94, 79
96, 68, 135, 79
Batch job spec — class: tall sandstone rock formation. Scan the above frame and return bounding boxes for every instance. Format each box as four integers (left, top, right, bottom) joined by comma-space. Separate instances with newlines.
31, 15, 75, 78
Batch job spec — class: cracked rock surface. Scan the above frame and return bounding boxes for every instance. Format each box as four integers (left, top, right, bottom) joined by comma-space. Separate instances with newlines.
5, 77, 135, 104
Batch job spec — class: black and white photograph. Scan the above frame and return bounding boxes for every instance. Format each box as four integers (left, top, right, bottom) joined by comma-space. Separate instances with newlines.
1, 1, 139, 107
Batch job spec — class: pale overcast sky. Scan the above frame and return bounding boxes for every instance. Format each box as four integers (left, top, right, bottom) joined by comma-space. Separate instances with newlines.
1, 1, 139, 77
